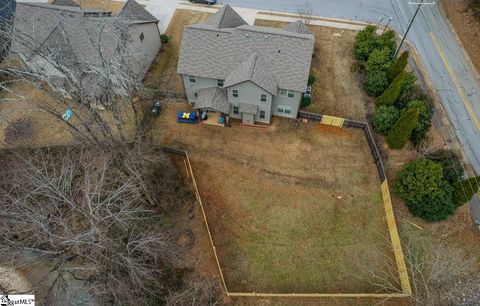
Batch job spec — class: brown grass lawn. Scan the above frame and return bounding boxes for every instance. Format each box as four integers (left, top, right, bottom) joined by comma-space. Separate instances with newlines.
254, 20, 368, 121
0, 82, 139, 148
154, 103, 400, 293
143, 10, 212, 92
72, 0, 125, 13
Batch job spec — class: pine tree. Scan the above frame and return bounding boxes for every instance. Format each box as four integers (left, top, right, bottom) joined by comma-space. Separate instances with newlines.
376, 71, 406, 107
387, 51, 409, 82
452, 176, 480, 207
386, 108, 420, 149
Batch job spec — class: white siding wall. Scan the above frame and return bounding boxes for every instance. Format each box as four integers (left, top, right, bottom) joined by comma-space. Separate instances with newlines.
182, 75, 221, 102
127, 23, 161, 79
226, 81, 272, 124
272, 90, 302, 119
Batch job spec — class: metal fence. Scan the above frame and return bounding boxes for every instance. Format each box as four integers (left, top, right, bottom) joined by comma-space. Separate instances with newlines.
298, 112, 411, 295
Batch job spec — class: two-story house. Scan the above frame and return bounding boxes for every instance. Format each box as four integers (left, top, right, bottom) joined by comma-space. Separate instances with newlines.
177, 4, 315, 124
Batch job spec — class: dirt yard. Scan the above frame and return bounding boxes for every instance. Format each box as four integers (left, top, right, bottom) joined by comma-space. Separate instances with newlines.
440, 0, 480, 76
72, 0, 125, 13
0, 82, 139, 148
254, 20, 367, 121
154, 103, 400, 294
143, 10, 212, 92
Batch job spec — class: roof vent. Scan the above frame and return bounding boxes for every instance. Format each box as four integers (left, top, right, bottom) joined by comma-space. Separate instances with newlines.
265, 35, 268, 39
278, 50, 281, 53
216, 33, 219, 37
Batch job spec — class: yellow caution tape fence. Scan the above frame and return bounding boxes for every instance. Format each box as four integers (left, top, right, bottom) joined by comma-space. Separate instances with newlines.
162, 109, 412, 297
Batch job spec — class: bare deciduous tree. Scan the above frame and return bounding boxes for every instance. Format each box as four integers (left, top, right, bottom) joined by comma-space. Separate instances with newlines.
0, 145, 189, 305
297, 2, 314, 25
0, 8, 147, 146
356, 230, 476, 305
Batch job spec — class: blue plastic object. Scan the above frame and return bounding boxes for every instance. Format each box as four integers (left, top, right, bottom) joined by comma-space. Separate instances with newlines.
177, 111, 197, 123
62, 108, 74, 121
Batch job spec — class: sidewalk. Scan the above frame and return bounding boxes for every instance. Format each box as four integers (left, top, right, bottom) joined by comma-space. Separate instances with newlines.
174, 1, 368, 30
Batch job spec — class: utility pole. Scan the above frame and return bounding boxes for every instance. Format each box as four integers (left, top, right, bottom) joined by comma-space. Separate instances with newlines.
394, 0, 436, 57
382, 17, 392, 34
375, 15, 384, 31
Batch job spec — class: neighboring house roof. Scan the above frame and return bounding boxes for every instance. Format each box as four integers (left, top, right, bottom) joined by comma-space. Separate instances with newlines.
178, 5, 314, 93
50, 0, 80, 7
10, 1, 158, 97
284, 20, 313, 35
205, 4, 247, 29
193, 87, 230, 114
117, 0, 158, 22
224, 53, 277, 95
12, 3, 108, 66
239, 102, 257, 115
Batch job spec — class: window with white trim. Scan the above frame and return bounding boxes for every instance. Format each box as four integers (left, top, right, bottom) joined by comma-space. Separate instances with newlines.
233, 89, 239, 98
279, 89, 287, 96
287, 90, 295, 98
277, 105, 292, 114
189, 75, 196, 83
259, 110, 266, 119
194, 92, 198, 98
233, 106, 239, 114
217, 79, 224, 87
260, 94, 267, 102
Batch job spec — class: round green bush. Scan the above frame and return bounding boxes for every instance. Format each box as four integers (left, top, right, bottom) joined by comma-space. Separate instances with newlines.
427, 149, 464, 184
394, 159, 456, 222
353, 25, 378, 61
372, 105, 400, 134
365, 47, 392, 73
160, 34, 171, 44
302, 96, 312, 108
308, 75, 316, 85
364, 71, 389, 97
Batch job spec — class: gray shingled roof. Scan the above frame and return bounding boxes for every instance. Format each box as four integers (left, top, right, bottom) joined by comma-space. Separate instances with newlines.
224, 53, 277, 95
117, 0, 158, 22
284, 20, 313, 35
11, 2, 153, 64
193, 87, 230, 114
205, 4, 247, 29
12, 4, 84, 59
50, 0, 80, 7
239, 102, 257, 114
178, 6, 314, 93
